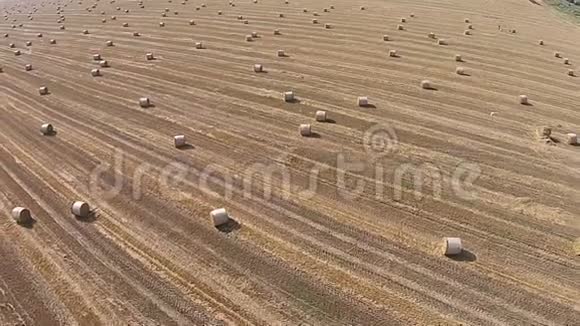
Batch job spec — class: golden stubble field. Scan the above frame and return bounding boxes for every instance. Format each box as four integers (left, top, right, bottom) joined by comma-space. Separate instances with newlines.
1, 0, 579, 324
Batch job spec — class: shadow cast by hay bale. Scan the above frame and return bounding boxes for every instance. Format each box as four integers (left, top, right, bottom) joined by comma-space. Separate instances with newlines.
19, 217, 37, 229
75, 210, 98, 223
447, 250, 477, 262
216, 219, 241, 233
177, 144, 195, 150
303, 132, 321, 138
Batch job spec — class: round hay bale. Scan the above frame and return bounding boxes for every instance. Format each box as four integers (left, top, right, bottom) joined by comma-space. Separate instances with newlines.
174, 135, 186, 148
568, 69, 575, 77
315, 110, 327, 122
139, 97, 150, 107
456, 67, 466, 75
455, 54, 462, 62
389, 50, 397, 57
37, 33, 42, 37
210, 208, 229, 227
245, 35, 252, 41
467, 24, 473, 30
243, 20, 249, 24
428, 32, 436, 39
122, 22, 128, 27
357, 96, 369, 107
360, 6, 365, 10
102, 18, 107, 23
567, 133, 577, 145
159, 22, 165, 27
312, 19, 318, 24
421, 80, 432, 89
99, 60, 109, 67
251, 32, 258, 38
279, 13, 284, 18
189, 20, 195, 25
563, 58, 570, 65
106, 40, 113, 46
324, 23, 331, 29
574, 238, 580, 256
253, 64, 263, 72
274, 29, 281, 35
464, 30, 471, 35
277, 49, 285, 57
464, 18, 470, 23
324, 8, 329, 12
82, 29, 89, 34
111, 15, 116, 20
25, 64, 33, 71
146, 53, 154, 60
39, 86, 48, 95
71, 201, 90, 218
161, 12, 166, 17
14, 50, 21, 55
93, 54, 102, 61
133, 32, 140, 36
26, 41, 31, 46
299, 124, 312, 136
283, 91, 294, 102
519, 95, 529, 105
400, 17, 406, 23
554, 52, 561, 58
9, 43, 15, 48
91, 68, 101, 76
443, 237, 463, 255
11, 207, 32, 224
195, 42, 203, 49
538, 40, 544, 45
40, 123, 53, 135
218, 11, 222, 15
383, 35, 390, 41
303, 8, 308, 12
397, 24, 404, 30
330, 5, 335, 9
50, 39, 56, 44
438, 39, 447, 45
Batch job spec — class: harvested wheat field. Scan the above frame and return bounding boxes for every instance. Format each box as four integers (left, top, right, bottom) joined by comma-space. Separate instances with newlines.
1, 0, 580, 324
